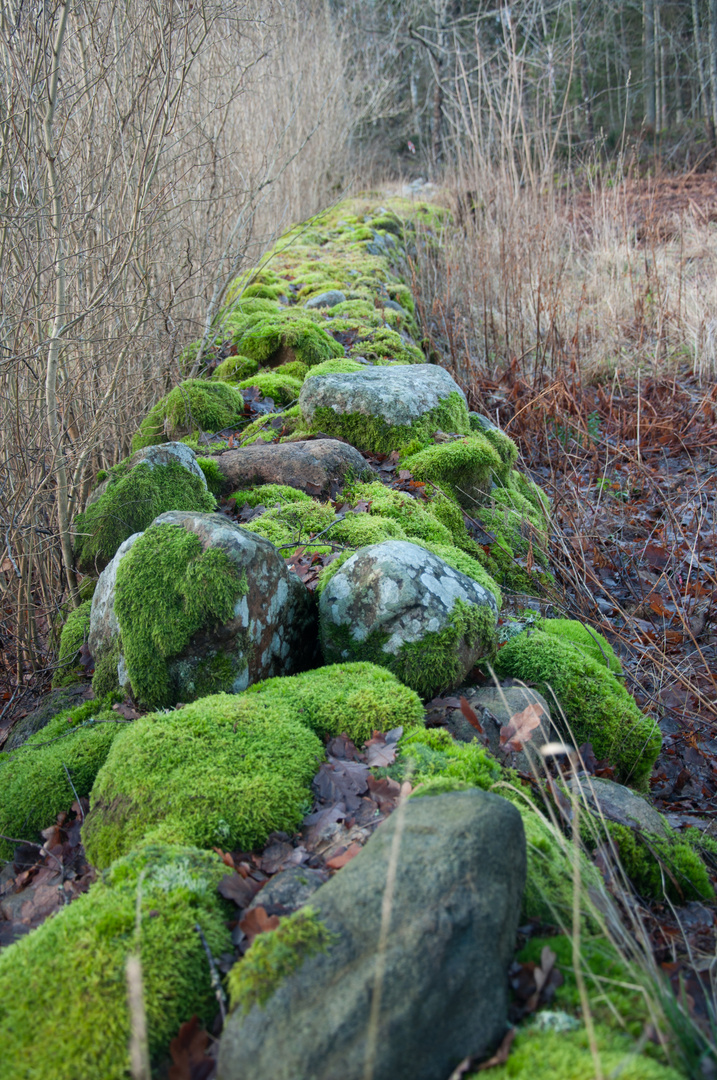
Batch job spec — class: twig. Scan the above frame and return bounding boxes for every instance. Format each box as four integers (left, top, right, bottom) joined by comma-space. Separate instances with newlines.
195, 922, 227, 1023
0, 833, 64, 871
62, 763, 83, 821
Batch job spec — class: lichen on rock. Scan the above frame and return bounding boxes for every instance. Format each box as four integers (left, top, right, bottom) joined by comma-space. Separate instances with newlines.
319, 540, 498, 698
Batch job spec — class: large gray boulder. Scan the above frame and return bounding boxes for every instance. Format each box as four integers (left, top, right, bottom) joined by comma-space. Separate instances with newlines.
298, 364, 469, 452
218, 789, 526, 1080
88, 511, 317, 705
319, 540, 497, 699
85, 442, 206, 509
215, 439, 368, 498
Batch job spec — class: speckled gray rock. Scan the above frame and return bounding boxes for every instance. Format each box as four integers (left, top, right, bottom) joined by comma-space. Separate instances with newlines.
304, 290, 346, 309
570, 775, 668, 837
319, 540, 497, 698
217, 789, 526, 1080
299, 364, 467, 432
89, 512, 317, 704
214, 439, 368, 497
88, 531, 142, 661
85, 442, 206, 509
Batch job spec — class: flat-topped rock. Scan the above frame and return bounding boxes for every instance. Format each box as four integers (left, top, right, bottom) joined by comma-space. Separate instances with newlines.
214, 439, 368, 497
299, 363, 466, 429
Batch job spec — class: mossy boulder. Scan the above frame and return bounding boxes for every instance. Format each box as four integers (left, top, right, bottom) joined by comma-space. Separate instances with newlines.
73, 443, 215, 571
0, 843, 232, 1080
319, 540, 498, 698
236, 370, 303, 405
218, 790, 526, 1080
88, 512, 316, 708
230, 314, 345, 369
244, 660, 424, 744
131, 379, 244, 451
213, 354, 259, 382
82, 693, 324, 868
0, 696, 124, 859
298, 364, 471, 453
494, 627, 661, 787
3, 683, 90, 751
401, 433, 508, 508
52, 599, 92, 687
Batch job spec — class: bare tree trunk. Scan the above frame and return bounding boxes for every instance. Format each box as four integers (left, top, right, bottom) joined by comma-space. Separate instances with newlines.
710, 0, 717, 140
576, 0, 594, 140
644, 0, 656, 129
43, 0, 79, 606
691, 0, 712, 141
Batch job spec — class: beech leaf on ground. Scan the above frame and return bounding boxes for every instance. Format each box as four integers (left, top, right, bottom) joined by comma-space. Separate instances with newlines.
168, 1015, 214, 1080
500, 702, 544, 753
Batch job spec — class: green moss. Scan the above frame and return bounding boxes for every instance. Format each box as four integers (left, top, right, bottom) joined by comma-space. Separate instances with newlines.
494, 630, 661, 787
322, 597, 496, 700
275, 360, 309, 381
92, 638, 122, 699
347, 326, 424, 365
73, 460, 216, 572
244, 661, 424, 744
0, 695, 124, 858
304, 358, 366, 378
0, 843, 232, 1080
516, 803, 602, 926
487, 1024, 681, 1080
237, 371, 303, 405
131, 379, 245, 451
113, 522, 246, 708
603, 822, 713, 902
228, 908, 336, 1014
52, 599, 92, 687
233, 315, 344, 368
401, 434, 507, 507
307, 390, 471, 455
535, 618, 622, 673
213, 355, 259, 382
243, 501, 336, 553
400, 727, 502, 790
82, 694, 324, 868
231, 484, 313, 508
196, 456, 225, 497
342, 481, 454, 545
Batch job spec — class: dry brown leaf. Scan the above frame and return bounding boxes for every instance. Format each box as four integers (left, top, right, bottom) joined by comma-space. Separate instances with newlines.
325, 841, 362, 869
459, 696, 484, 734
500, 702, 544, 753
238, 905, 280, 945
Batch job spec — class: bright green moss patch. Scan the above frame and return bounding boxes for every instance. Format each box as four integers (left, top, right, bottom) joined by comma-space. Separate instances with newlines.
232, 315, 344, 368
213, 355, 259, 382
304, 357, 365, 378
114, 523, 246, 708
52, 599, 92, 687
245, 661, 424, 744
237, 371, 303, 405
602, 822, 713, 902
73, 460, 216, 571
486, 1024, 681, 1080
82, 695, 324, 868
494, 630, 660, 786
228, 908, 336, 1014
196, 456, 225, 498
401, 727, 502, 790
0, 695, 124, 858
342, 481, 455, 545
306, 390, 471, 455
231, 484, 313, 509
347, 326, 424, 365
0, 843, 232, 1080
401, 434, 506, 506
533, 618, 621, 672
322, 597, 496, 700
275, 360, 309, 380
131, 379, 245, 451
